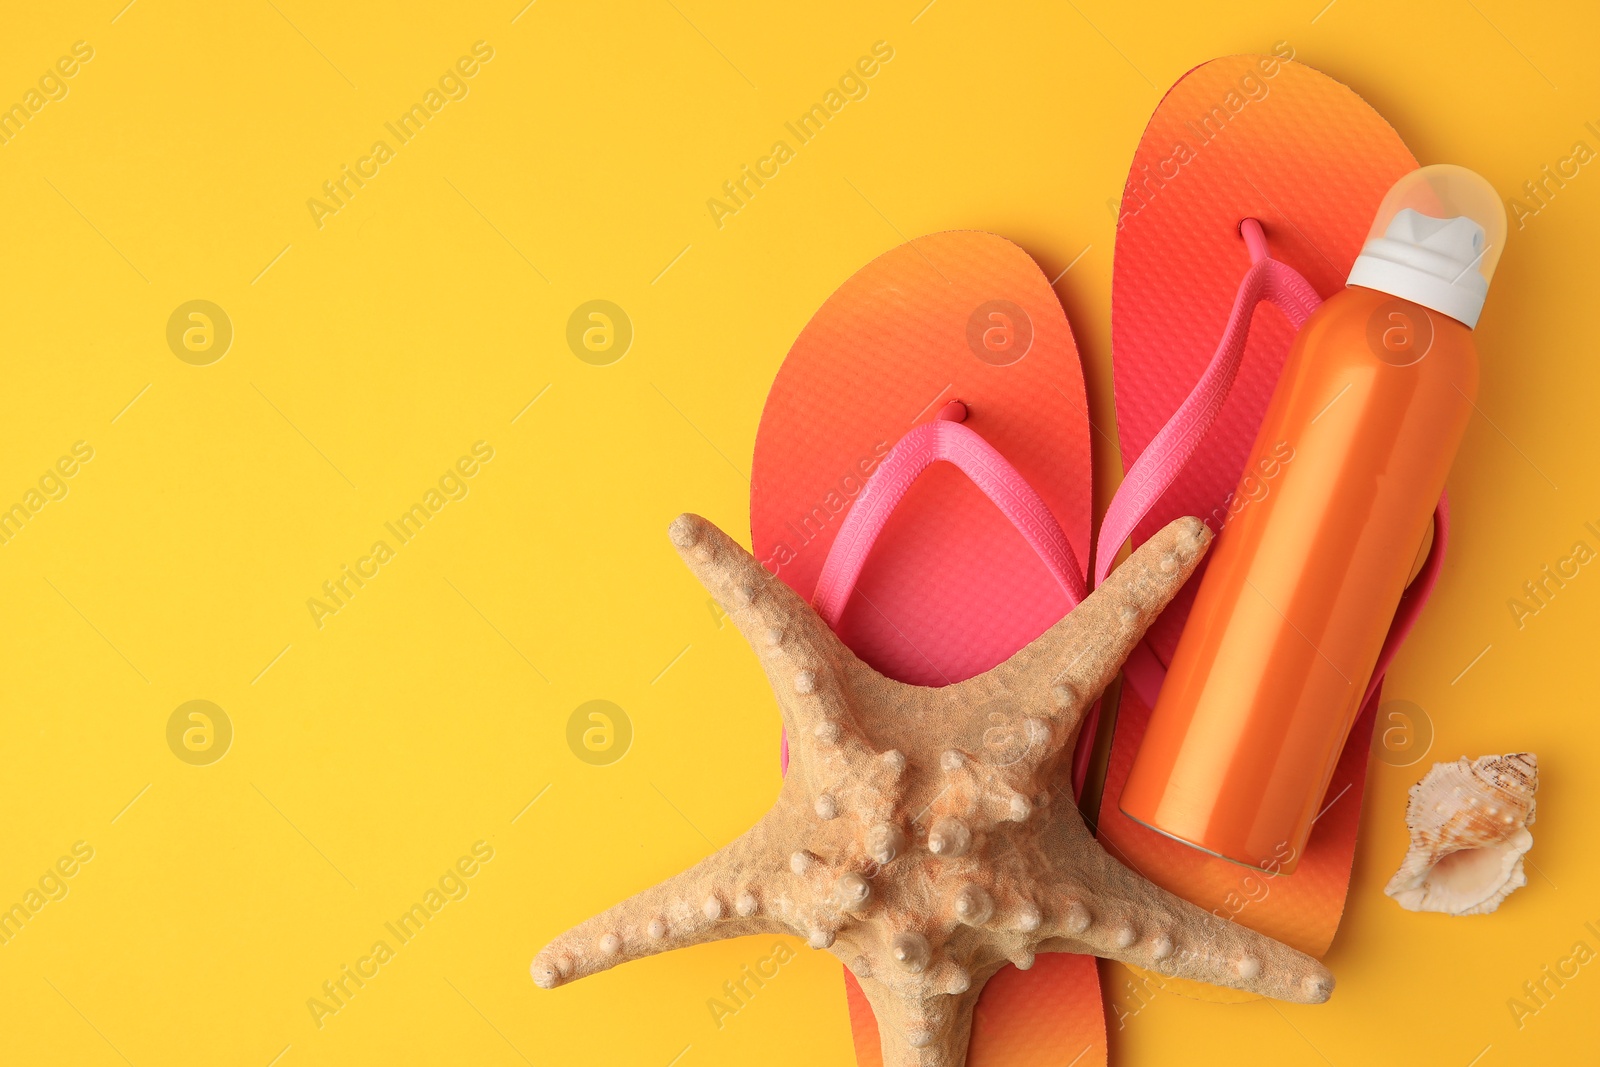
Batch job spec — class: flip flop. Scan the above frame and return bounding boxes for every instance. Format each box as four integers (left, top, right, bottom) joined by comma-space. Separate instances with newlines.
749, 231, 1108, 1065
1086, 53, 1448, 1006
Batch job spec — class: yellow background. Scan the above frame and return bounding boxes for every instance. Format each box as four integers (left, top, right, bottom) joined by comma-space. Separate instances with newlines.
1, 1, 1596, 1064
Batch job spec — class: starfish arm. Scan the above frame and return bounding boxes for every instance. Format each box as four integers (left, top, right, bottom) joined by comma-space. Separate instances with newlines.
532, 808, 798, 989
980, 517, 1211, 759
850, 973, 986, 1067
666, 513, 889, 772
1037, 836, 1334, 1004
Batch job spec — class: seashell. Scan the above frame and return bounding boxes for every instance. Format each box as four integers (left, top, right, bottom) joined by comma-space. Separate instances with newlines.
1385, 752, 1537, 915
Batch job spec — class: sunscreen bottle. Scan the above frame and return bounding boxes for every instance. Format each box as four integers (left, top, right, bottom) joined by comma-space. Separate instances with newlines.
1120, 165, 1507, 871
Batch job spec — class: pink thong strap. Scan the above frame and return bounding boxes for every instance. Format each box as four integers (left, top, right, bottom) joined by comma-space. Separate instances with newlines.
1085, 220, 1448, 786
1090, 219, 1323, 587
1069, 219, 1327, 787
811, 409, 1088, 629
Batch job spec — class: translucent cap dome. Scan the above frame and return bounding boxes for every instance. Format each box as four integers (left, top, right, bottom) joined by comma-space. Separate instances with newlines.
1347, 165, 1507, 328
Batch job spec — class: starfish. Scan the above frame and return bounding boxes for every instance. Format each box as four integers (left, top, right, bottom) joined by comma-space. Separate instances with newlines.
533, 513, 1333, 1066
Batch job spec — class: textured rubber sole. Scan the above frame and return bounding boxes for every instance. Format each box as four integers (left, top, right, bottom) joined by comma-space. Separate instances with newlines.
749, 230, 1106, 1065
1098, 53, 1418, 1000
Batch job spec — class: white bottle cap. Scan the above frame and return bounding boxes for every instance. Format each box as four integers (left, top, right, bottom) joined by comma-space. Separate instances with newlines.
1347, 164, 1507, 328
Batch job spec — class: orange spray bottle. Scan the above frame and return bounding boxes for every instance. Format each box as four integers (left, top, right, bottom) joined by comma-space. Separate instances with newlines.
1119, 165, 1507, 870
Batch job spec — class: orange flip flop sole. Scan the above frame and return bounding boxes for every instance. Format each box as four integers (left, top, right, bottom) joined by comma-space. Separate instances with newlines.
750, 230, 1105, 1063
1100, 53, 1418, 999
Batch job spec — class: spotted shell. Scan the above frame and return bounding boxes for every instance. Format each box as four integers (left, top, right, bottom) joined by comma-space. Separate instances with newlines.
1384, 753, 1537, 916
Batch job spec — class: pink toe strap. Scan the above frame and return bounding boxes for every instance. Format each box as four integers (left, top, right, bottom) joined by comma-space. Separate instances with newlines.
1097, 221, 1450, 790
812, 416, 1087, 628
1074, 227, 1325, 790
1092, 227, 1323, 587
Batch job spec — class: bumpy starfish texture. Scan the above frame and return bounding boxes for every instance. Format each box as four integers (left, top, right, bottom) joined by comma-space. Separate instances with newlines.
533, 513, 1333, 1066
